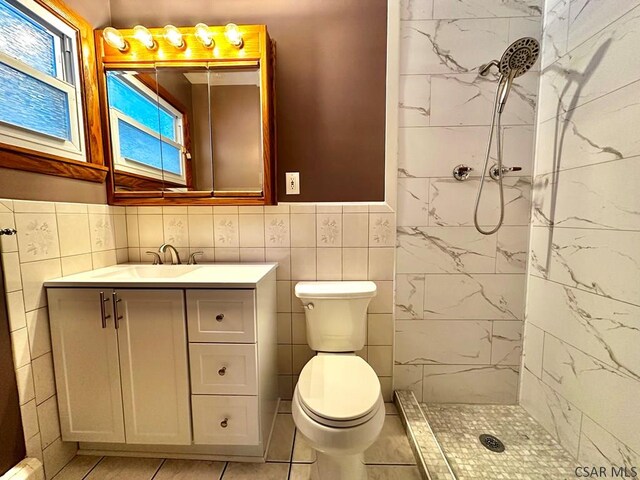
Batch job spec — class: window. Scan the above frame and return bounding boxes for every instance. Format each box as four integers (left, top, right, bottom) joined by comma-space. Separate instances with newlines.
0, 0, 85, 162
106, 72, 187, 186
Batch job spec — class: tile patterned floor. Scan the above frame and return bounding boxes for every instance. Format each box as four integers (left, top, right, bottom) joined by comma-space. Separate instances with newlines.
52, 402, 420, 480
421, 403, 580, 480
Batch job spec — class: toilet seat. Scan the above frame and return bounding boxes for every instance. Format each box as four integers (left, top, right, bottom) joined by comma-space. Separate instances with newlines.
296, 355, 381, 428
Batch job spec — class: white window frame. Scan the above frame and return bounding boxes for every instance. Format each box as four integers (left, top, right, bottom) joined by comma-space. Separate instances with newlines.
0, 0, 86, 162
107, 73, 187, 186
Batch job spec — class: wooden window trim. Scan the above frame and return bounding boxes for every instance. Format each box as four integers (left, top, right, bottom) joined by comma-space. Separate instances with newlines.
0, 0, 107, 183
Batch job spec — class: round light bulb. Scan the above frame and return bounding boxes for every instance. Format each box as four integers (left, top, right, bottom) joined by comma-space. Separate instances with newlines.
103, 27, 128, 52
194, 23, 214, 48
163, 25, 184, 48
133, 25, 155, 50
224, 23, 243, 48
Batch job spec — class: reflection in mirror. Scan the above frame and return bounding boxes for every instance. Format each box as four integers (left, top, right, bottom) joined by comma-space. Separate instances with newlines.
156, 67, 212, 192
106, 69, 167, 192
209, 68, 263, 195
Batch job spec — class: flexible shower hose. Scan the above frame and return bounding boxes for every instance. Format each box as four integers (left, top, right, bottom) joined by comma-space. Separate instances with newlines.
473, 77, 506, 236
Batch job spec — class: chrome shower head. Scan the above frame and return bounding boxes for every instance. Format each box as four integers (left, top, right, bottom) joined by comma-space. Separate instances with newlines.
498, 37, 540, 78
496, 37, 540, 113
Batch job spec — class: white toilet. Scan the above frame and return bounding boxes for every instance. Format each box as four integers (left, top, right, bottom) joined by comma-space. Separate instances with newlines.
292, 281, 385, 480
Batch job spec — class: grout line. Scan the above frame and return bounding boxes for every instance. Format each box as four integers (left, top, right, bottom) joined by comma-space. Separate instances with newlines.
218, 461, 228, 480
149, 458, 166, 479
81, 456, 105, 480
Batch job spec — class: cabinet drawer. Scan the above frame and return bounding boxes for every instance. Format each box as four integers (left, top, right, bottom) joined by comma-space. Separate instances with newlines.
189, 344, 257, 395
187, 290, 255, 343
192, 395, 259, 445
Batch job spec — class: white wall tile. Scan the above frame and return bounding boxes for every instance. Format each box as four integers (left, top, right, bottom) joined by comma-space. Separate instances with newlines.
422, 364, 519, 404
20, 259, 61, 312
88, 214, 115, 251
342, 213, 369, 247
26, 308, 51, 359
368, 248, 395, 280
11, 327, 30, 369
2, 252, 22, 292
316, 214, 342, 247
57, 214, 91, 257
290, 214, 316, 247
61, 254, 93, 276
264, 215, 290, 248
316, 248, 342, 280
163, 214, 188, 247
369, 213, 395, 247
32, 352, 55, 404
396, 320, 492, 365
15, 213, 60, 262
15, 363, 35, 405
342, 248, 368, 280
239, 214, 265, 248
213, 215, 239, 247
37, 395, 61, 449
7, 290, 26, 331
291, 248, 316, 280
395, 274, 424, 319
399, 75, 431, 127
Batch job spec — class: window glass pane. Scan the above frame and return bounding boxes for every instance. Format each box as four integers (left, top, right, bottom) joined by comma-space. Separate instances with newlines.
107, 73, 176, 141
118, 119, 181, 176
0, 0, 57, 77
0, 61, 70, 140
160, 142, 182, 175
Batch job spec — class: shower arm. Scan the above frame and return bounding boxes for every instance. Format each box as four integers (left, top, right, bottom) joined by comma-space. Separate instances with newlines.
479, 60, 499, 76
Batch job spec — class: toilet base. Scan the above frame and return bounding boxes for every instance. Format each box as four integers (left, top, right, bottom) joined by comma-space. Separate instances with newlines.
312, 451, 367, 480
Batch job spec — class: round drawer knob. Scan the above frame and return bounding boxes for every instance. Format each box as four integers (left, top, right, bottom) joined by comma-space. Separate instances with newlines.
216, 313, 225, 321
221, 418, 228, 428
218, 367, 227, 376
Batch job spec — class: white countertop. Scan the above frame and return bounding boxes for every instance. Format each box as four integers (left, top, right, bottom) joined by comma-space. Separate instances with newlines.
44, 263, 278, 289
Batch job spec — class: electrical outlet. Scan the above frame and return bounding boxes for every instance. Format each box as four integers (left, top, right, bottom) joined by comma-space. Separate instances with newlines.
286, 172, 300, 195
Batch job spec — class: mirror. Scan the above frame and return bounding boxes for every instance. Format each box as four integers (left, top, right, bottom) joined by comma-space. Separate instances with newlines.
107, 67, 210, 193
209, 68, 263, 195
97, 24, 275, 205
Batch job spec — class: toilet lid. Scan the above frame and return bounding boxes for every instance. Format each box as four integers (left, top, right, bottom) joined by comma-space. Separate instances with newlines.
297, 355, 381, 425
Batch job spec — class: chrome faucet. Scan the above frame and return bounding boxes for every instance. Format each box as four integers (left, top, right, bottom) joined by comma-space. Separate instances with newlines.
159, 243, 182, 265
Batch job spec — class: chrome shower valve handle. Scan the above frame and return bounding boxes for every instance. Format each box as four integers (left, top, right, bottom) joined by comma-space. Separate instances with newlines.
453, 164, 474, 181
489, 164, 523, 181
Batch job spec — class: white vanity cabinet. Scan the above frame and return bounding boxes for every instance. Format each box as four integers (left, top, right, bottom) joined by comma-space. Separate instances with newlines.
45, 263, 278, 461
48, 288, 191, 445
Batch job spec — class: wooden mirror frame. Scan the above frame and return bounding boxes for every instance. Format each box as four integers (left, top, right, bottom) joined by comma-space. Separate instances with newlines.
95, 24, 276, 206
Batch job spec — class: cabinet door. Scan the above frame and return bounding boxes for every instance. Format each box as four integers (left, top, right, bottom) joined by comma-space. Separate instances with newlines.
115, 289, 191, 445
186, 289, 255, 343
48, 288, 125, 443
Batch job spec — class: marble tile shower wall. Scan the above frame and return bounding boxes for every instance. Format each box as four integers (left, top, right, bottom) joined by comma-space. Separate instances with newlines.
394, 0, 542, 403
520, 0, 640, 469
0, 198, 127, 479
124, 204, 396, 401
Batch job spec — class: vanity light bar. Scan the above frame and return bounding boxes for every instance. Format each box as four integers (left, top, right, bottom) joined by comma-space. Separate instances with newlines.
195, 23, 214, 48
103, 27, 128, 51
133, 25, 155, 50
163, 25, 184, 48
103, 24, 245, 51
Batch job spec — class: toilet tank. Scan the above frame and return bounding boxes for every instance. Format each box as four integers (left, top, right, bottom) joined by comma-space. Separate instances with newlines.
294, 281, 377, 352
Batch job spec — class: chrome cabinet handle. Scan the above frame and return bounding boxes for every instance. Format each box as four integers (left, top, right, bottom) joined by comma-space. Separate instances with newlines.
220, 418, 228, 428
112, 292, 123, 329
99, 291, 111, 328
218, 367, 227, 376
216, 314, 225, 322
0, 228, 17, 235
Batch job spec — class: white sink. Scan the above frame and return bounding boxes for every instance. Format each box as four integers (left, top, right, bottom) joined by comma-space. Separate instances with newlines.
91, 265, 202, 280
45, 263, 278, 288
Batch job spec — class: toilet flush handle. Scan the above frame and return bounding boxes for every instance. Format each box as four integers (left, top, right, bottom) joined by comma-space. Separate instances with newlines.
303, 302, 314, 310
